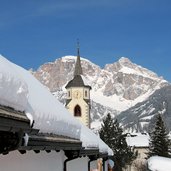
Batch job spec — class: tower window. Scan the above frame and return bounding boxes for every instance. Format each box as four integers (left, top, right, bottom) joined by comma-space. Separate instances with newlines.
85, 90, 88, 97
74, 105, 81, 117
68, 91, 71, 98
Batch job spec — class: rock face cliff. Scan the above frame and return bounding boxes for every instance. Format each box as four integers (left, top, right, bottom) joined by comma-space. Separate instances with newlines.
33, 56, 169, 131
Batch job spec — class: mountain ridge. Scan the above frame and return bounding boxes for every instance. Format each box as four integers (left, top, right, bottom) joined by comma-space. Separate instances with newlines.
117, 85, 171, 132
32, 56, 169, 131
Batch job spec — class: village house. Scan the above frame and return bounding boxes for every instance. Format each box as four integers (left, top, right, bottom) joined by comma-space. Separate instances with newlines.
125, 133, 149, 171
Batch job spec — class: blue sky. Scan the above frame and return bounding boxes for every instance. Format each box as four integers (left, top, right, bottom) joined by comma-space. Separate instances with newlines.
0, 0, 171, 81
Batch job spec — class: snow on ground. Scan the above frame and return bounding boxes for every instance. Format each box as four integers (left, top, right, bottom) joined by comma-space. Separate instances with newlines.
148, 156, 171, 171
126, 133, 149, 147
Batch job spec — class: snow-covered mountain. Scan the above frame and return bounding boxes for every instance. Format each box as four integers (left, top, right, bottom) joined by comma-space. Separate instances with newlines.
32, 56, 169, 131
117, 85, 171, 132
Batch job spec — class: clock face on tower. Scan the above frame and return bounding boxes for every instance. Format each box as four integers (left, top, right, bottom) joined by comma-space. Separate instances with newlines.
73, 90, 81, 99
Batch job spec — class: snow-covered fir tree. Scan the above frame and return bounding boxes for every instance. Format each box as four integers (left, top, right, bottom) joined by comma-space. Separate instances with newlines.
99, 113, 135, 171
148, 114, 170, 158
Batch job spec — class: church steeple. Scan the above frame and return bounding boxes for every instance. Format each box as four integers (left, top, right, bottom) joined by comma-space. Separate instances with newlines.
74, 40, 83, 76
65, 42, 91, 128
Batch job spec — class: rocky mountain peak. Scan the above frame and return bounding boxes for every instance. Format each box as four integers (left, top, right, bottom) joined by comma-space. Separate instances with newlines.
118, 57, 132, 64
104, 57, 136, 73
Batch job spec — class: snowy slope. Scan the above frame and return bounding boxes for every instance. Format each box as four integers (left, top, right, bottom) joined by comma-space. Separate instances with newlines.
117, 85, 171, 132
0, 55, 28, 111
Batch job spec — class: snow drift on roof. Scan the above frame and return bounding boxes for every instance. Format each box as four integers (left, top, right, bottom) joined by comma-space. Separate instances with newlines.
80, 125, 113, 155
126, 133, 149, 147
0, 55, 28, 111
98, 137, 113, 156
80, 125, 99, 148
148, 156, 171, 171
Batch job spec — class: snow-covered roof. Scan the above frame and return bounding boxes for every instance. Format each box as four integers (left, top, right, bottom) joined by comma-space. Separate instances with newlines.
98, 137, 113, 156
148, 156, 171, 171
0, 55, 113, 155
80, 125, 99, 149
0, 55, 81, 139
0, 56, 28, 111
80, 125, 113, 155
126, 133, 149, 147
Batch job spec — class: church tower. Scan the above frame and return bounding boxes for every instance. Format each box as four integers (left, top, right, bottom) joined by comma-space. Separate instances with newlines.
65, 43, 91, 128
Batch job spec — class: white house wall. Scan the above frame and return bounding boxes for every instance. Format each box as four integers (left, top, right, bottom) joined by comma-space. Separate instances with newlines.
67, 157, 88, 171
67, 157, 99, 171
0, 150, 65, 171
0, 150, 99, 171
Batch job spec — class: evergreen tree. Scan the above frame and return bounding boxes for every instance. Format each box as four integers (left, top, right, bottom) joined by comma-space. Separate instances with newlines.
148, 114, 170, 158
99, 113, 135, 171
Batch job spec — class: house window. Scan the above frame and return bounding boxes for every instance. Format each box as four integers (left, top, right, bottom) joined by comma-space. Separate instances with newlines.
74, 105, 81, 117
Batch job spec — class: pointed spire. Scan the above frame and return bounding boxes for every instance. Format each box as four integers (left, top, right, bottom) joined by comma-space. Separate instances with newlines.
77, 39, 80, 58
74, 40, 83, 76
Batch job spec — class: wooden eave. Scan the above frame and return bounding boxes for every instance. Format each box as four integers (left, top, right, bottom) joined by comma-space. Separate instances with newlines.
19, 133, 82, 151
0, 106, 109, 158
79, 148, 99, 157
98, 152, 108, 158
0, 105, 30, 132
